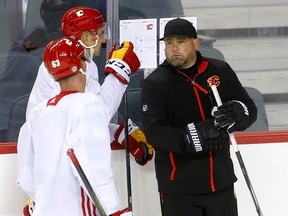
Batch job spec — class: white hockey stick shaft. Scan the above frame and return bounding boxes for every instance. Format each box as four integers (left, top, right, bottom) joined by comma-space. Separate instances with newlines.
210, 85, 263, 216
210, 85, 239, 151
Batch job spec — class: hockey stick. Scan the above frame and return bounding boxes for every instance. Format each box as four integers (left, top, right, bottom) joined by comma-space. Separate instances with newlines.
123, 90, 133, 209
210, 84, 263, 216
67, 148, 107, 216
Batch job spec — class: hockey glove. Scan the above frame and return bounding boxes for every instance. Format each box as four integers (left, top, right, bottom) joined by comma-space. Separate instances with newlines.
23, 198, 35, 216
114, 119, 153, 165
111, 207, 132, 216
105, 41, 140, 84
212, 100, 250, 133
183, 118, 229, 154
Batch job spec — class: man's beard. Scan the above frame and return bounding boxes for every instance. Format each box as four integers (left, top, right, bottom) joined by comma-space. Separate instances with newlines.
168, 56, 187, 69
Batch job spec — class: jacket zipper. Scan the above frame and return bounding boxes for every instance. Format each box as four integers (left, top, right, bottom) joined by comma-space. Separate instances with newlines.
171, 61, 216, 192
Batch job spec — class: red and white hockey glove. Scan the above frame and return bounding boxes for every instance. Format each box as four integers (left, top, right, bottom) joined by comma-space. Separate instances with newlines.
111, 207, 132, 216
105, 41, 140, 84
114, 119, 153, 166
23, 198, 35, 216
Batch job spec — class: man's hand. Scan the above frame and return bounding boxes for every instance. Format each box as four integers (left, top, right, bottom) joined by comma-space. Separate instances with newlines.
114, 119, 153, 165
212, 100, 250, 133
183, 118, 229, 154
105, 41, 140, 84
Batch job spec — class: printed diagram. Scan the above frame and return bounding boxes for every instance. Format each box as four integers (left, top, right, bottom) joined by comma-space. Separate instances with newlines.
120, 19, 157, 69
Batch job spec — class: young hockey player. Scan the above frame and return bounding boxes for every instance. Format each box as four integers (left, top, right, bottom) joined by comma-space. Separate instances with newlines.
18, 36, 139, 215
26, 6, 153, 166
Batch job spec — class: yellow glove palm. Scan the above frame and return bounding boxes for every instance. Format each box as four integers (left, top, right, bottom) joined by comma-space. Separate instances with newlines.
130, 129, 154, 157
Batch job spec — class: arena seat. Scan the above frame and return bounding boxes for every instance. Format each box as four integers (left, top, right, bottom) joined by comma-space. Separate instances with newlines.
0, 53, 41, 141
244, 86, 269, 131
6, 94, 29, 141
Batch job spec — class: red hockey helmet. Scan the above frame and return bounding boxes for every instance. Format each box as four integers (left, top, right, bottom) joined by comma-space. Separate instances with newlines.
61, 6, 105, 39
44, 37, 88, 81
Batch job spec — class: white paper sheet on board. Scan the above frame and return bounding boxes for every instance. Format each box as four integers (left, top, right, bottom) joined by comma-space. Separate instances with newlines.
120, 19, 157, 69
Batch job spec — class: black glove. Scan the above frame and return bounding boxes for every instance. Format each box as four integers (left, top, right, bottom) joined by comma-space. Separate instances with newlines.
213, 100, 250, 133
183, 118, 229, 154
135, 142, 153, 166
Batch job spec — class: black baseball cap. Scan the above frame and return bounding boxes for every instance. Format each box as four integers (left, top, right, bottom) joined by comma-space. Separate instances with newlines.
159, 18, 197, 41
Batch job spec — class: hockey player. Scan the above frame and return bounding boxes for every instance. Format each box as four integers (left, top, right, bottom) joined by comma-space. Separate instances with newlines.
18, 36, 138, 215
21, 7, 153, 215
26, 6, 153, 165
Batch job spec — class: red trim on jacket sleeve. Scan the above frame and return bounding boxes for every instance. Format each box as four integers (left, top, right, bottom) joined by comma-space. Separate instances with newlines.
209, 152, 215, 192
169, 152, 176, 180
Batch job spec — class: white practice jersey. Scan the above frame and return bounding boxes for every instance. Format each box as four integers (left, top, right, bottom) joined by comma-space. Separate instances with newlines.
18, 87, 126, 215
26, 60, 122, 140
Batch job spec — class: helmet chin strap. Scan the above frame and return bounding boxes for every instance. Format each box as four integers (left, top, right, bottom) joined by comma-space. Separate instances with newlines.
79, 68, 86, 76
78, 38, 99, 59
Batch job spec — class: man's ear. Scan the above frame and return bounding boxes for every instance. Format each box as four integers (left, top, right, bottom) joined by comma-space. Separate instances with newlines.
194, 38, 200, 50
193, 38, 200, 50
80, 31, 90, 43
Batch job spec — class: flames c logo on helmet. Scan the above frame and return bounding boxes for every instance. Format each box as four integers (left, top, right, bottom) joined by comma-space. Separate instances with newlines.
76, 10, 84, 17
207, 75, 220, 87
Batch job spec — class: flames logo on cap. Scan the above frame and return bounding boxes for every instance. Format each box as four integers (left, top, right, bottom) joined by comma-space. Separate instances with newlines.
207, 75, 220, 87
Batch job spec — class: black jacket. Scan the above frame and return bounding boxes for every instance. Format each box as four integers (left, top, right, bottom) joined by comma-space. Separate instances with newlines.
141, 52, 257, 194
